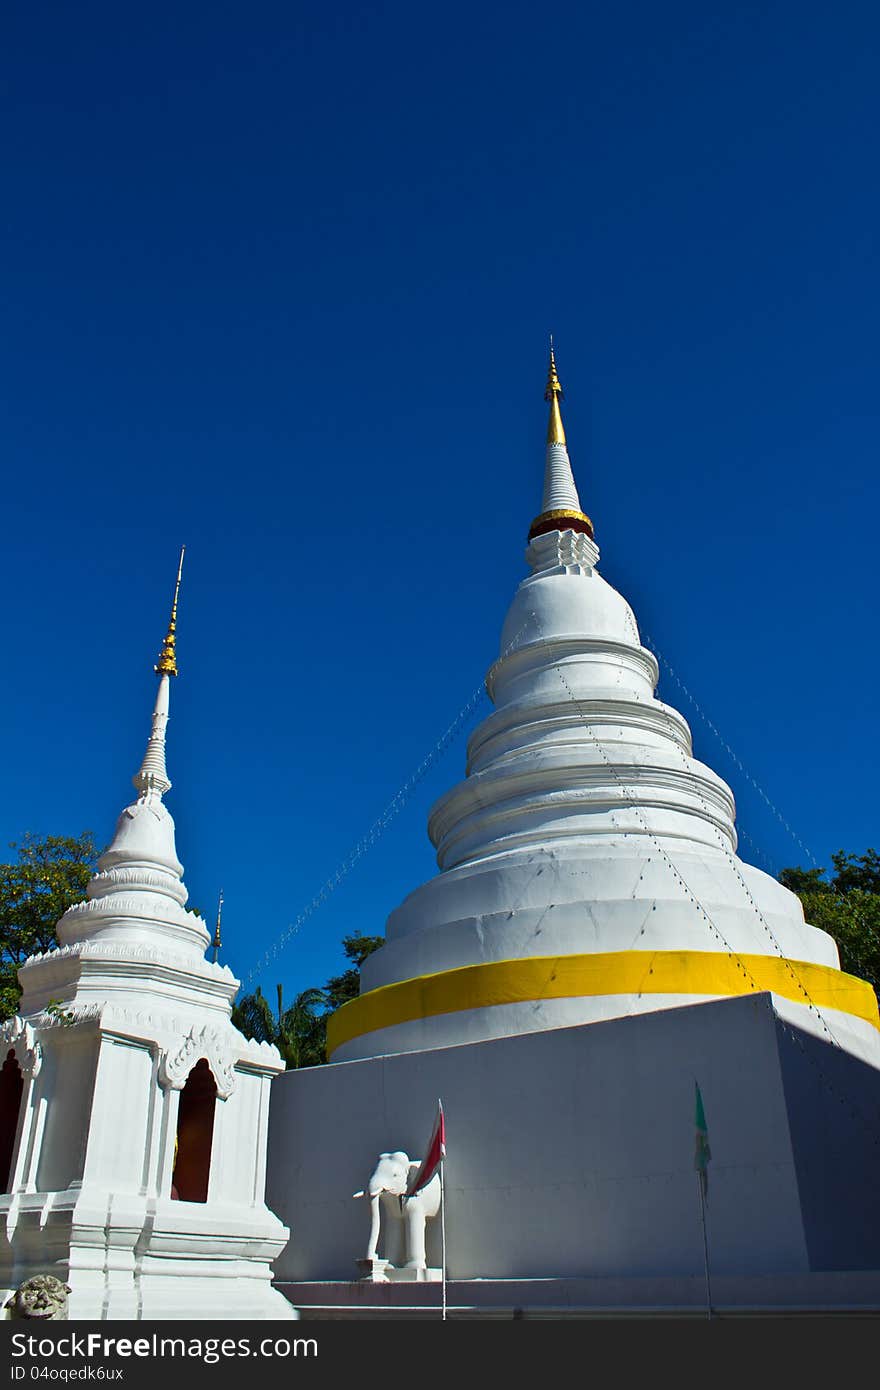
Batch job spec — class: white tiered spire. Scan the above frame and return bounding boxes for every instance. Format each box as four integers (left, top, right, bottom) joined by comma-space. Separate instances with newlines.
133, 675, 173, 797
133, 546, 184, 798
526, 347, 599, 576
27, 545, 214, 978
541, 342, 582, 513
528, 344, 594, 543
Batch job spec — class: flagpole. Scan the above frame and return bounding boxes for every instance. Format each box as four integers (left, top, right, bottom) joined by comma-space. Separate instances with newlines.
694, 1081, 712, 1320
440, 1154, 447, 1322
697, 1175, 712, 1319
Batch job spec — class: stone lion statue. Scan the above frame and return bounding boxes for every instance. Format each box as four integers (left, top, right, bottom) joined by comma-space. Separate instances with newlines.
5, 1275, 71, 1320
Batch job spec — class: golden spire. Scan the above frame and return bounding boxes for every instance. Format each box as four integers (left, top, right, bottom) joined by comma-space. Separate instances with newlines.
545, 338, 566, 446
527, 341, 594, 544
155, 546, 185, 678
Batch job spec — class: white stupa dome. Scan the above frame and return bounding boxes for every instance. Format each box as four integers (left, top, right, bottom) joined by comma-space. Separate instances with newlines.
99, 796, 184, 879
500, 565, 641, 655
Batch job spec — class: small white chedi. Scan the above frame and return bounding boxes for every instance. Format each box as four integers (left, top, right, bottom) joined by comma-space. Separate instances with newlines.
0, 555, 294, 1320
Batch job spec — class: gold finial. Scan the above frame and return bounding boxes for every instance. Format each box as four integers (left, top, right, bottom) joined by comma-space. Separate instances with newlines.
155, 546, 185, 678
212, 889, 223, 963
527, 340, 594, 543
545, 338, 566, 445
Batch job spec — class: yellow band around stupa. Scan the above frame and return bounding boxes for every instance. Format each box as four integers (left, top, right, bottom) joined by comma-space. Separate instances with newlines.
327, 949, 880, 1056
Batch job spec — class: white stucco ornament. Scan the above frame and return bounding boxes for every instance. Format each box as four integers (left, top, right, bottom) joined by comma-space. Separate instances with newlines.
353, 1151, 442, 1282
0, 1017, 42, 1079
159, 1026, 238, 1098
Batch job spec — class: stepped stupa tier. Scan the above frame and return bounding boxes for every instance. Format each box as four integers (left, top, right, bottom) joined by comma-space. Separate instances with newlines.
329, 352, 880, 1066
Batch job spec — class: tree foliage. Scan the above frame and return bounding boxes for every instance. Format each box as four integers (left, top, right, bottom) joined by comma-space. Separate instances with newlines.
780, 849, 880, 1003
232, 931, 384, 1068
0, 833, 97, 1022
323, 932, 385, 1013
231, 983, 329, 1069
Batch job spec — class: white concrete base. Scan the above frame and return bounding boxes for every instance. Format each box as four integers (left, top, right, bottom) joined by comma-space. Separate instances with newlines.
388, 1266, 441, 1283
268, 993, 880, 1290
0, 1190, 297, 1321
277, 1270, 880, 1318
355, 1257, 441, 1283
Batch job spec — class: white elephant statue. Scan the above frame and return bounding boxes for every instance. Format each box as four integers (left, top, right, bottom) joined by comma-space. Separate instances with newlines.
353, 1150, 442, 1273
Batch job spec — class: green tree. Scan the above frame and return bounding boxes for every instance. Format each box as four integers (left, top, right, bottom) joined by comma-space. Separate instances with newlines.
277, 984, 328, 1069
323, 932, 385, 1012
229, 983, 277, 1045
828, 848, 880, 897
780, 849, 880, 1003
777, 866, 828, 895
231, 983, 328, 1070
232, 931, 384, 1067
0, 833, 96, 1022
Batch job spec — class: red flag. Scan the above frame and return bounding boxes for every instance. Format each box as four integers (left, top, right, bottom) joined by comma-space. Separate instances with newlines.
406, 1100, 446, 1195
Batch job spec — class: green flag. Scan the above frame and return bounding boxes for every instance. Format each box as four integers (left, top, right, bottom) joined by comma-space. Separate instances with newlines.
694, 1081, 711, 1198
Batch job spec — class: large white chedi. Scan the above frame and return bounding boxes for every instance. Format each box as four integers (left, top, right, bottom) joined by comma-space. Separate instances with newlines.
329, 350, 880, 1069
270, 355, 880, 1309
0, 560, 293, 1320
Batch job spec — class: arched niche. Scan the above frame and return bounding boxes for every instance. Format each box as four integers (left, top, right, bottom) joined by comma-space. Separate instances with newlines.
170, 1058, 217, 1203
0, 1048, 24, 1193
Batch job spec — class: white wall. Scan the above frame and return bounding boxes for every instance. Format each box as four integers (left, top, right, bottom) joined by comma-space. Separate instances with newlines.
268, 992, 819, 1283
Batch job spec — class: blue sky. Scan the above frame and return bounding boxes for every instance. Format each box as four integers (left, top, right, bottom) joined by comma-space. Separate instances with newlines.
3, 2, 878, 1005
